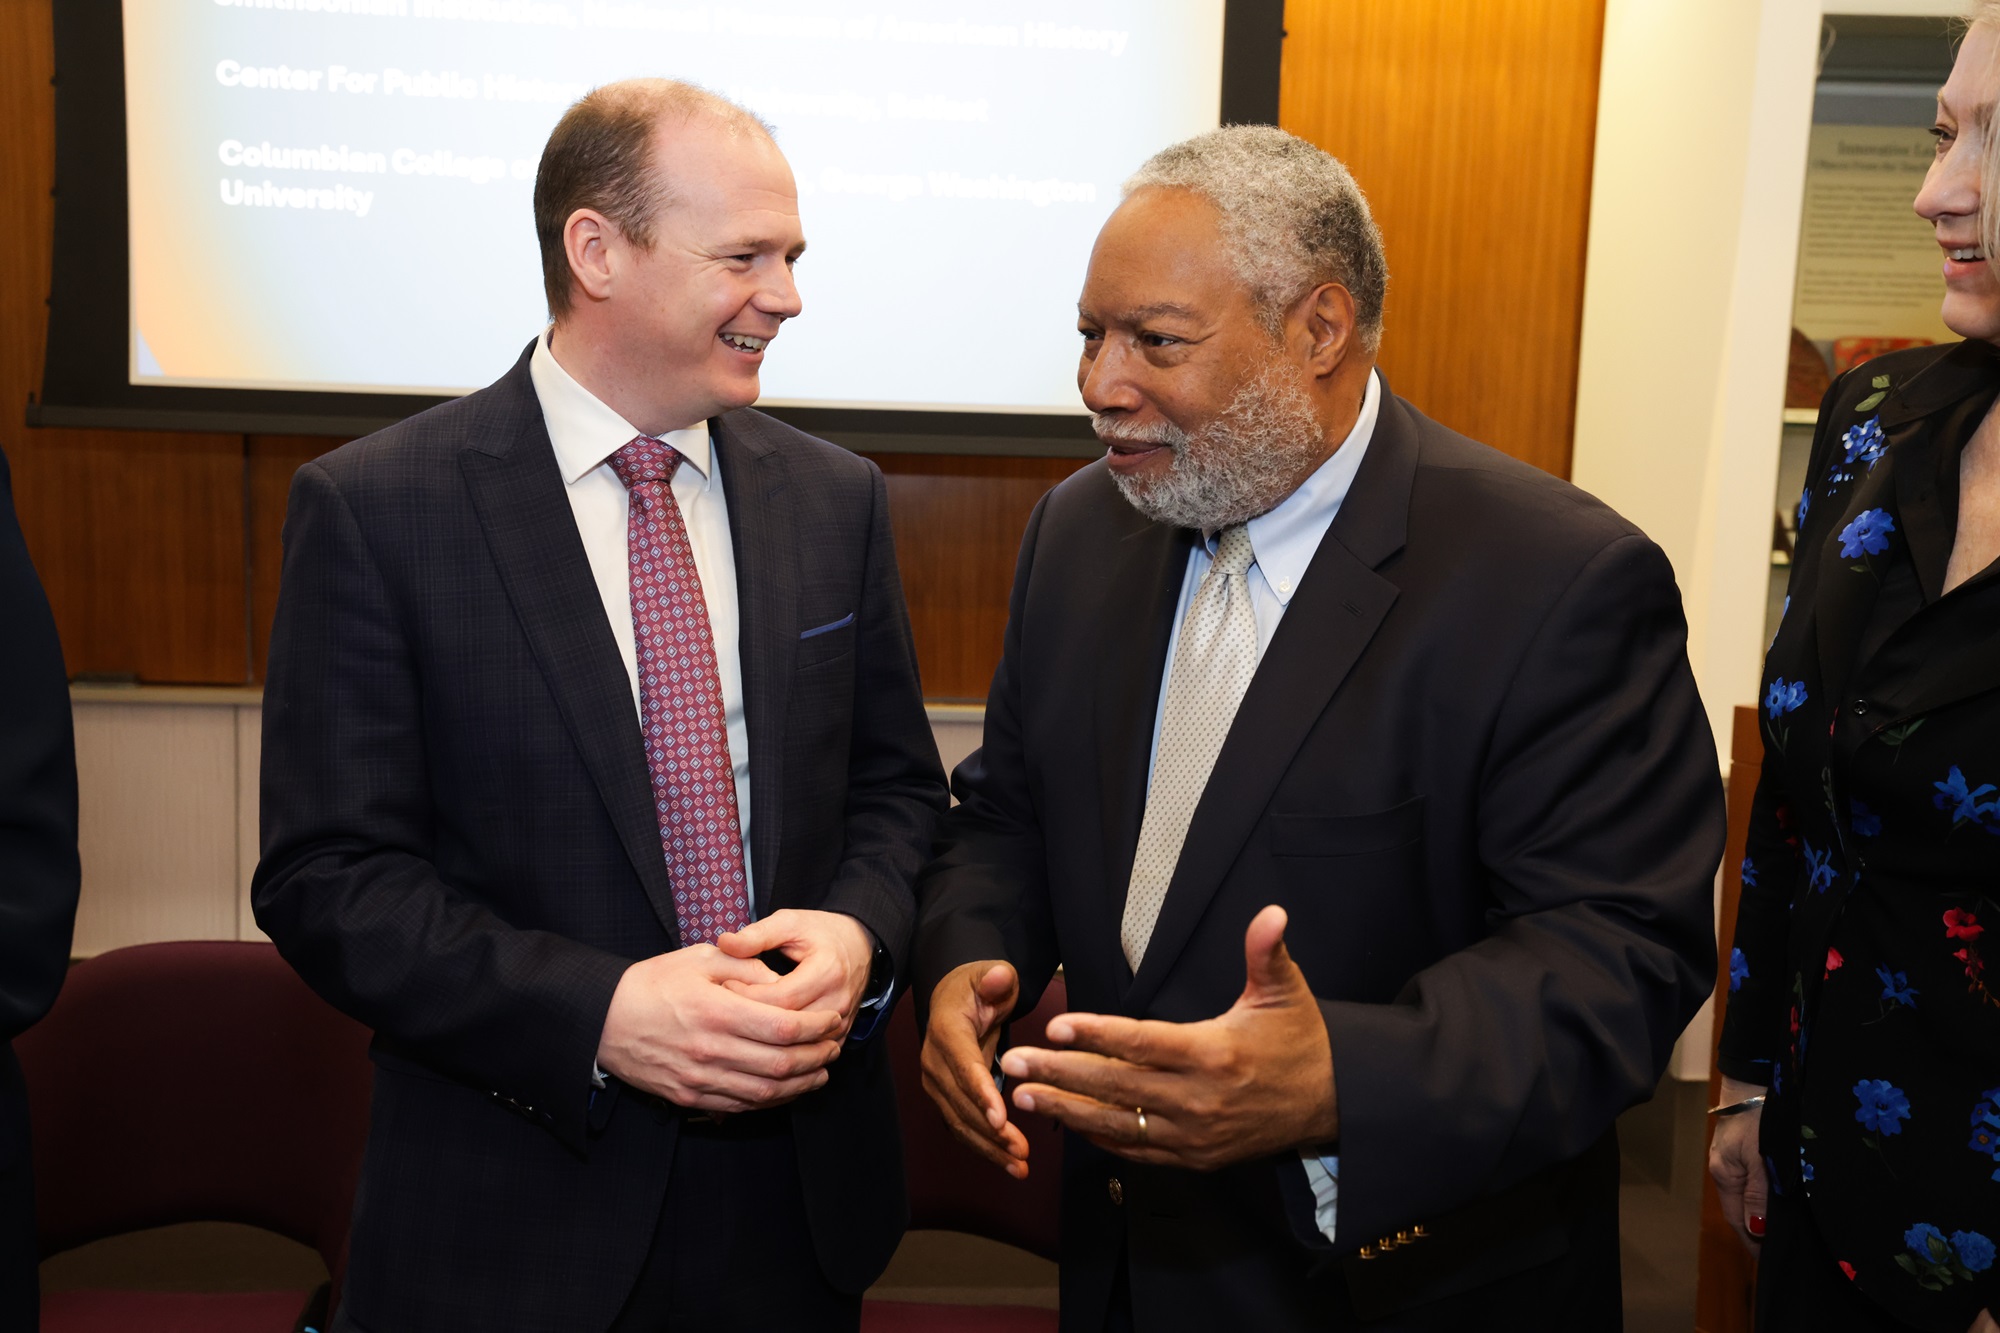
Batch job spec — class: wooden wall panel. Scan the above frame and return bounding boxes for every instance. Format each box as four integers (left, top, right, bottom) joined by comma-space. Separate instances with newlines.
869, 455, 1088, 702
1279, 0, 1606, 478
248, 435, 339, 681
1, 0, 249, 684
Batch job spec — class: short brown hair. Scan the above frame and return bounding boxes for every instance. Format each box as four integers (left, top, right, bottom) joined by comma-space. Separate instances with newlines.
533, 79, 772, 318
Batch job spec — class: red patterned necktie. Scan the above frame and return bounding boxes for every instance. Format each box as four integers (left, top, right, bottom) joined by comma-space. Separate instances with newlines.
609, 437, 749, 945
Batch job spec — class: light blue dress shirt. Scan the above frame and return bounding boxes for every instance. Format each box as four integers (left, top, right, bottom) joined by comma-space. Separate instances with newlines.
1144, 368, 1381, 1243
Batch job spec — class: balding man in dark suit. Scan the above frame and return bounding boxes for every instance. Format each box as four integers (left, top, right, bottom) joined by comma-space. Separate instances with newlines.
256, 81, 944, 1332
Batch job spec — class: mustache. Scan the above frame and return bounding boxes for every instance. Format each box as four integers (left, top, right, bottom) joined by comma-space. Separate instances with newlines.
1092, 414, 1188, 448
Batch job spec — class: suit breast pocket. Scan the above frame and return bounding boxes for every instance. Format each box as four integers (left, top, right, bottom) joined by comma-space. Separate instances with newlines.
1263, 796, 1430, 999
797, 611, 855, 669
1267, 796, 1424, 858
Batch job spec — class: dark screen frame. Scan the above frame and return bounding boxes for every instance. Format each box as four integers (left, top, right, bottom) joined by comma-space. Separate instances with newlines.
31, 0, 1283, 452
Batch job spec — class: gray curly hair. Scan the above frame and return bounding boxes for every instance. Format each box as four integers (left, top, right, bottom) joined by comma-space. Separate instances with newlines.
1123, 125, 1388, 353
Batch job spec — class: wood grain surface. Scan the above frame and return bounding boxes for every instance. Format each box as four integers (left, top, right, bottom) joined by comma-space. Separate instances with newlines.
1278, 0, 1606, 477
869, 454, 1089, 702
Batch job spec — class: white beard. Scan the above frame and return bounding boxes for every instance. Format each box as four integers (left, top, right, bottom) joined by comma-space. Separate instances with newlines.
1099, 358, 1328, 532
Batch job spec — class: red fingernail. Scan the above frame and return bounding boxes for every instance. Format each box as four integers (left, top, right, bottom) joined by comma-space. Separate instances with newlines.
1748, 1214, 1766, 1237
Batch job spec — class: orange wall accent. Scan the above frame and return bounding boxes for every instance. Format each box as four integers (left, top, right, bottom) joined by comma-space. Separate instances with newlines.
1278, 0, 1606, 478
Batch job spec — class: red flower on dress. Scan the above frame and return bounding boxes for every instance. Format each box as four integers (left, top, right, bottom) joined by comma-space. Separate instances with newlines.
1838, 1260, 1857, 1281
1946, 908, 1985, 941
1825, 947, 1844, 978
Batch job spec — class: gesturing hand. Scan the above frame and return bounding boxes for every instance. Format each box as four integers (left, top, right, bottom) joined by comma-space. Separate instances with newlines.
1706, 1074, 1770, 1251
596, 944, 845, 1114
1000, 905, 1336, 1171
921, 959, 1031, 1179
716, 909, 875, 1036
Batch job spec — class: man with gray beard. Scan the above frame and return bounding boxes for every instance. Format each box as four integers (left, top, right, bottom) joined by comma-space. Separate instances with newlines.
913, 126, 1722, 1331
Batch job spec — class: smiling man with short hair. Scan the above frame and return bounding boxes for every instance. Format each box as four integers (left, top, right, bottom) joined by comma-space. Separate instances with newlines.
255, 79, 946, 1333
916, 125, 1723, 1331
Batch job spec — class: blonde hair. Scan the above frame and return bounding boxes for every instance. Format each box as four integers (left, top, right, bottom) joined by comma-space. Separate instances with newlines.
1967, 3, 2000, 264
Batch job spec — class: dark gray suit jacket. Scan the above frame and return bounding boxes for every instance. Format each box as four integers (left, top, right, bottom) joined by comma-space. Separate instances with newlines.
255, 345, 946, 1331
0, 445, 79, 1331
916, 388, 1723, 1330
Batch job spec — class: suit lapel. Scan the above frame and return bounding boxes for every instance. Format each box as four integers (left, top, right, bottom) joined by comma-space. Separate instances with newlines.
712, 412, 796, 913
457, 351, 681, 941
1121, 394, 1416, 1016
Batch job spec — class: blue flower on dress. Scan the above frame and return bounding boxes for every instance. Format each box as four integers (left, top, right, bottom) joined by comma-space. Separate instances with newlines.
1803, 840, 1837, 893
1797, 487, 1812, 528
1908, 1222, 1949, 1258
1899, 1220, 1993, 1287
1857, 1079, 1912, 1136
1741, 856, 1759, 888
1839, 509, 1897, 559
1955, 1231, 1997, 1274
1766, 678, 1808, 717
1934, 767, 1999, 825
1849, 800, 1882, 837
1729, 947, 1749, 993
1801, 1157, 1815, 1182
1969, 1090, 2000, 1179
1841, 417, 1888, 470
1877, 967, 1918, 1006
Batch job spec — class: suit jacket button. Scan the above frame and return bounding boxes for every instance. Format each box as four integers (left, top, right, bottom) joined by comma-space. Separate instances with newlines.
1108, 1177, 1124, 1206
1357, 1244, 1378, 1260
1395, 1229, 1414, 1245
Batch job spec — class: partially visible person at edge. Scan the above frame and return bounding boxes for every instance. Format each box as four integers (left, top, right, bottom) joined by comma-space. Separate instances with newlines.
0, 442, 80, 1331
1711, 10, 2000, 1331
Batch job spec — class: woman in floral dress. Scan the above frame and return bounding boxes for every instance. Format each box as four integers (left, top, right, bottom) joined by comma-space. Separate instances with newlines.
1710, 10, 2000, 1331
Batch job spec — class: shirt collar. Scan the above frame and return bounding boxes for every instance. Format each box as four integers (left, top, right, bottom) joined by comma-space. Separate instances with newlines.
529, 325, 713, 487
1228, 368, 1380, 607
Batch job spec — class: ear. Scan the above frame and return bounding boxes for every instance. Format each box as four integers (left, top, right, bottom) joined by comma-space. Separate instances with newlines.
1292, 282, 1358, 382
563, 208, 618, 307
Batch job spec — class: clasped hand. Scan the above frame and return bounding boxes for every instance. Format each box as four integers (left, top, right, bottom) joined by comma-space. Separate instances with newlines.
596, 908, 873, 1114
922, 904, 1337, 1176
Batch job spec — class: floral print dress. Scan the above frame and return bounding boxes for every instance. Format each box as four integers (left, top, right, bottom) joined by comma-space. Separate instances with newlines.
1722, 340, 2000, 1330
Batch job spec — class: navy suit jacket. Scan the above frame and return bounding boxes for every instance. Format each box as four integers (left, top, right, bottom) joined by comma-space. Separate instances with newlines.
917, 388, 1723, 1330
254, 345, 947, 1331
0, 445, 79, 1331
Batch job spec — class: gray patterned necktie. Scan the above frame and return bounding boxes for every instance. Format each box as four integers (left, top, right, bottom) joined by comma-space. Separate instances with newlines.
1121, 525, 1259, 970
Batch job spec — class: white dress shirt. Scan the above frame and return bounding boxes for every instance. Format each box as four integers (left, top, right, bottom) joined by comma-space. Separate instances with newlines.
527, 327, 756, 907
1145, 368, 1382, 1243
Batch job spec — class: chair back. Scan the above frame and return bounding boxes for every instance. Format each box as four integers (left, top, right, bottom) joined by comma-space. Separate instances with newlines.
888, 973, 1067, 1261
15, 940, 372, 1285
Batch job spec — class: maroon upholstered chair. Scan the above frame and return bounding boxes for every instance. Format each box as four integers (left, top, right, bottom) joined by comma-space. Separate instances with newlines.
865, 973, 1068, 1333
15, 941, 372, 1333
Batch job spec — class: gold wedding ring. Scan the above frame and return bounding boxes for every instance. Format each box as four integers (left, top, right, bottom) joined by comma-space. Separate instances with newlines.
1135, 1106, 1148, 1143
